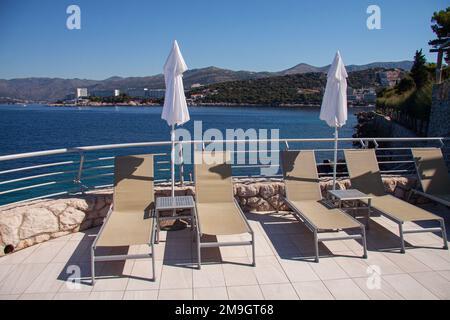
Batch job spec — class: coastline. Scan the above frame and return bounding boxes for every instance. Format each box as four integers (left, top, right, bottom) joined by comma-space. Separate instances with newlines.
43, 102, 374, 108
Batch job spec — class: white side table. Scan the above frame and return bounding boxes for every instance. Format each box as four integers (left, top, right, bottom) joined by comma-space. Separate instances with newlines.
327, 189, 372, 228
155, 196, 196, 242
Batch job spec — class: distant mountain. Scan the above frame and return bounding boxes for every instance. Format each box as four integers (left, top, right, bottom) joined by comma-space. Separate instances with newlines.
277, 63, 325, 75
277, 60, 413, 75
345, 61, 414, 72
0, 61, 413, 102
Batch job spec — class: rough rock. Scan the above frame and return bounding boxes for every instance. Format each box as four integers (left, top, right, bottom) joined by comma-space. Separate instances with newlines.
59, 207, 86, 231
79, 219, 93, 231
259, 184, 275, 198
236, 184, 258, 197
19, 207, 58, 239
98, 205, 111, 218
0, 209, 23, 246
50, 231, 71, 239
94, 196, 105, 210
47, 201, 68, 216
34, 234, 51, 243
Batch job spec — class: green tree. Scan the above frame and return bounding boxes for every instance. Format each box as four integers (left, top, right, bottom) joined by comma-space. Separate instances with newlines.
396, 75, 415, 93
428, 7, 450, 63
410, 50, 429, 88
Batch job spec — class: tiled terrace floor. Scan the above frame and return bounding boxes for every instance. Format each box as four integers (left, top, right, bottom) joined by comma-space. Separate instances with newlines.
1, 203, 449, 300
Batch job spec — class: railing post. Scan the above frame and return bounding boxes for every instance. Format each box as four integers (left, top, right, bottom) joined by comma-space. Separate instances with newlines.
74, 152, 86, 194
179, 143, 184, 187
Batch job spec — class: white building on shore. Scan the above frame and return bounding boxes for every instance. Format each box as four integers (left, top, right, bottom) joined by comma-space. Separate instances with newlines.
76, 88, 88, 98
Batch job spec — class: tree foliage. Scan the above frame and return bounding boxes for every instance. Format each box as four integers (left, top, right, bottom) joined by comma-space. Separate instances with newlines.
410, 50, 430, 88
189, 69, 388, 106
429, 7, 450, 63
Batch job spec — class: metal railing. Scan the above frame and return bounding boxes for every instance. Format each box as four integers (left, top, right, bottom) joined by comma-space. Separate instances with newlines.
0, 137, 448, 207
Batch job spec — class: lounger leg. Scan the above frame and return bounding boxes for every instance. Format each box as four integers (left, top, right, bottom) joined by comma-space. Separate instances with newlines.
440, 219, 448, 250
155, 210, 160, 244
399, 223, 406, 253
314, 230, 319, 263
197, 230, 202, 270
91, 246, 95, 285
151, 242, 156, 281
366, 199, 371, 230
361, 227, 368, 259
251, 232, 256, 267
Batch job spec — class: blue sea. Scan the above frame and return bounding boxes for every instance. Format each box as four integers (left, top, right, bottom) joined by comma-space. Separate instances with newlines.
0, 104, 370, 205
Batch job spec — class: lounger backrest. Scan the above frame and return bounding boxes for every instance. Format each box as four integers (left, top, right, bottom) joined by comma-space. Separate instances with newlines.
412, 148, 450, 195
113, 155, 154, 212
281, 150, 322, 201
344, 149, 386, 196
194, 151, 233, 203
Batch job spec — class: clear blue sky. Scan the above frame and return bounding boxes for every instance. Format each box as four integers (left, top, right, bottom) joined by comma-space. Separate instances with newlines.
0, 0, 447, 80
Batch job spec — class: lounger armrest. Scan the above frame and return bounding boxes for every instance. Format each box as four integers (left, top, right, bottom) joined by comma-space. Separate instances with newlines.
92, 203, 114, 249
233, 198, 254, 235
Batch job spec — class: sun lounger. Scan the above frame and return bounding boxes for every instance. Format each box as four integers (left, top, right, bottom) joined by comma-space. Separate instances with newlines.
411, 148, 450, 207
281, 150, 367, 262
344, 149, 448, 252
91, 155, 156, 284
193, 151, 255, 269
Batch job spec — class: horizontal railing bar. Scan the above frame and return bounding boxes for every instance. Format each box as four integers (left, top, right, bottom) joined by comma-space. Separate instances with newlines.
0, 137, 446, 161
0, 178, 74, 195
0, 160, 77, 175
81, 173, 114, 180
83, 157, 115, 163
83, 153, 170, 164
0, 170, 72, 185
82, 165, 114, 172
92, 184, 113, 189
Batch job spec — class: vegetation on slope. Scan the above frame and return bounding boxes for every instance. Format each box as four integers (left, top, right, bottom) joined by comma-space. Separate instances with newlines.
189, 68, 391, 106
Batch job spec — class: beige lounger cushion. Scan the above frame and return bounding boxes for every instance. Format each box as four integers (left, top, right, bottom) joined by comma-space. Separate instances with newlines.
345, 149, 440, 222
411, 148, 450, 196
194, 151, 250, 236
370, 194, 438, 222
343, 149, 385, 196
195, 151, 233, 203
281, 150, 322, 201
196, 202, 250, 235
96, 210, 153, 247
281, 150, 362, 230
289, 200, 361, 230
96, 155, 154, 247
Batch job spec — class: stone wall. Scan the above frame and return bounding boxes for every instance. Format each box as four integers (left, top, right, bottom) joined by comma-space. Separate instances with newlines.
0, 176, 421, 256
371, 112, 418, 143
428, 80, 450, 137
